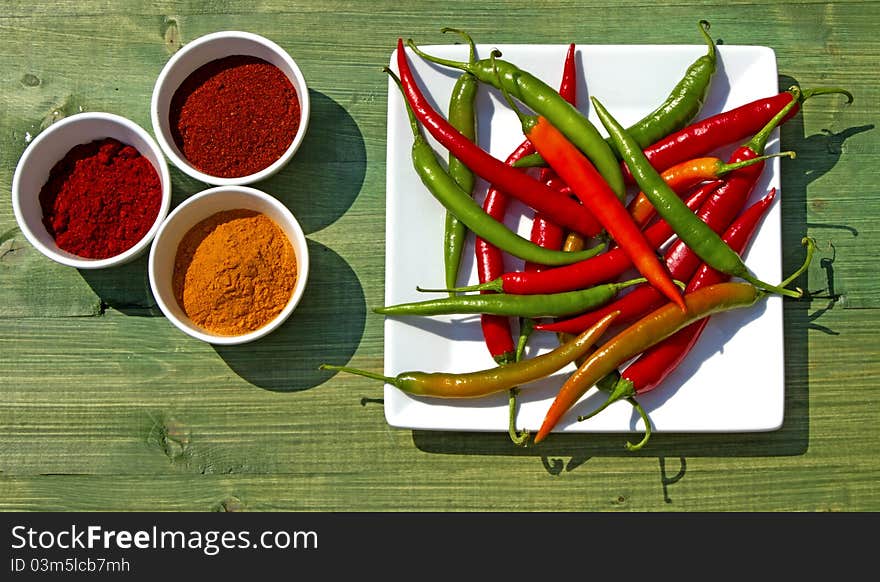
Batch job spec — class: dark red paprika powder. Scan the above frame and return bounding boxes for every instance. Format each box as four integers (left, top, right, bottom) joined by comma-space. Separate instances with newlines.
169, 55, 301, 178
39, 138, 162, 260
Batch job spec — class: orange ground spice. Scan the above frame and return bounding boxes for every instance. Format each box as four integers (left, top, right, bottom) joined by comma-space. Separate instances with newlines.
172, 209, 297, 336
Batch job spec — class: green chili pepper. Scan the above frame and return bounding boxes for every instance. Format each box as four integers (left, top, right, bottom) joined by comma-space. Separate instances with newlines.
592, 93, 803, 298
319, 311, 619, 399
387, 68, 604, 267
375, 278, 645, 318
507, 20, 717, 170
443, 29, 479, 295
406, 36, 626, 201
620, 19, 717, 150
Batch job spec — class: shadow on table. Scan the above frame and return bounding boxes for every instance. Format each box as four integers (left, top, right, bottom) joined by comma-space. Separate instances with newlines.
408, 75, 869, 480
259, 89, 367, 235
79, 253, 162, 316
214, 240, 366, 392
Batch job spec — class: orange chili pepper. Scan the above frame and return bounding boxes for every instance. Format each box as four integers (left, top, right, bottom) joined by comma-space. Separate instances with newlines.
628, 151, 794, 227
534, 281, 766, 444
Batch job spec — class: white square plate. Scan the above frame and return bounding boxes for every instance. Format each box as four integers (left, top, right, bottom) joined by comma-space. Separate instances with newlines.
383, 41, 783, 436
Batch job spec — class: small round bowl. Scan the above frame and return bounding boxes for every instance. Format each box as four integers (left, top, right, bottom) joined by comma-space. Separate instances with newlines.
151, 30, 311, 186
148, 186, 309, 345
11, 112, 172, 269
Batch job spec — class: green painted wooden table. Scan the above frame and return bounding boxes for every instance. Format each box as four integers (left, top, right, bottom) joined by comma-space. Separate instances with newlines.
1, 1, 877, 512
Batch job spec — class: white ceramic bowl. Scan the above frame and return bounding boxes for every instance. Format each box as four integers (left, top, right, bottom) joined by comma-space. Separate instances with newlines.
11, 112, 172, 269
148, 186, 309, 345
150, 30, 311, 186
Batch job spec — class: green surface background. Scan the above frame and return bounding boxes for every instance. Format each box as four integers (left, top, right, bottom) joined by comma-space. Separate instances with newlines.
1, 1, 877, 511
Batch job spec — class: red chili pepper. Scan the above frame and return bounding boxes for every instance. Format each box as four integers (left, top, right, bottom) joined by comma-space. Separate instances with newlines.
517, 45, 579, 367
476, 141, 535, 364
524, 161, 569, 275
448, 180, 718, 297
556, 43, 578, 106
618, 189, 779, 394
621, 86, 852, 183
475, 44, 577, 364
527, 43, 578, 256
661, 93, 793, 279
395, 39, 602, 238
522, 43, 578, 273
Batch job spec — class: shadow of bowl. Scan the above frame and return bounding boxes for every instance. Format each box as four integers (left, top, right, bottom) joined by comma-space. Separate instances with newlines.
214, 239, 366, 391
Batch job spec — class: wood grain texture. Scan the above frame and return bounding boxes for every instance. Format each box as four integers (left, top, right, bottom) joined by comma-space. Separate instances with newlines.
1, 1, 878, 512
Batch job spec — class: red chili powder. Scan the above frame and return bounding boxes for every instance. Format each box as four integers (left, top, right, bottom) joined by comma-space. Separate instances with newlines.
39, 138, 163, 260
169, 55, 301, 178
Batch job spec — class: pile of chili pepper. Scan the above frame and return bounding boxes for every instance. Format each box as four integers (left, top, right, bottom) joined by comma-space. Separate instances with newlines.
320, 22, 852, 450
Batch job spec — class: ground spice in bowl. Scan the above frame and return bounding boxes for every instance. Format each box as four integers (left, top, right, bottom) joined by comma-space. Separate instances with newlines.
172, 208, 297, 336
38, 138, 163, 259
169, 55, 301, 179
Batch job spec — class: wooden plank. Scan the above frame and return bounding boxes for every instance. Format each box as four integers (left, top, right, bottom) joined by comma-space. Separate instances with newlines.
1, 448, 877, 511
1, 305, 877, 488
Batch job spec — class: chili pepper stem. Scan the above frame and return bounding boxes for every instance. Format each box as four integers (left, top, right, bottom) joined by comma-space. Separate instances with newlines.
780, 237, 817, 289
508, 387, 529, 446
490, 50, 533, 130
624, 397, 652, 451
801, 87, 854, 104
569, 379, 648, 450
406, 39, 472, 72
578, 378, 635, 422
716, 150, 796, 176
516, 318, 535, 362
573, 379, 652, 450
739, 237, 816, 298
440, 28, 477, 63
508, 316, 534, 446
697, 19, 715, 59
738, 274, 802, 298
318, 364, 393, 384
